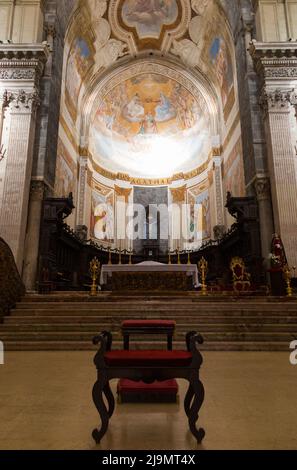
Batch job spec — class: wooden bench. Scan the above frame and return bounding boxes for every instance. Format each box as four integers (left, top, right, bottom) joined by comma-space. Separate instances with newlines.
121, 320, 176, 351
120, 320, 177, 403
92, 331, 205, 444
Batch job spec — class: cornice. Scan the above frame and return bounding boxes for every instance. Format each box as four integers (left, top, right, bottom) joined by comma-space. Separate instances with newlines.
0, 43, 50, 62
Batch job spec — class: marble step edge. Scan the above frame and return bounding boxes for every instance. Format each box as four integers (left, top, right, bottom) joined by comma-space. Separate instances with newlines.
10, 309, 297, 316
0, 332, 294, 341
2, 340, 291, 351
1, 324, 297, 332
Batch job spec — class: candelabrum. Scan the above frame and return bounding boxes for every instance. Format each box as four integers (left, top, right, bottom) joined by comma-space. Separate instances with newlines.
168, 250, 172, 265
283, 264, 293, 297
129, 250, 133, 265
89, 257, 100, 297
177, 247, 181, 265
108, 248, 112, 265
118, 250, 122, 265
187, 251, 191, 265
198, 257, 208, 296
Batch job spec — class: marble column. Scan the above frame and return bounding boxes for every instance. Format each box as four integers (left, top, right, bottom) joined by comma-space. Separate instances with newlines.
115, 185, 132, 250
22, 180, 46, 291
0, 90, 40, 272
76, 154, 88, 227
260, 89, 297, 267
212, 154, 225, 237
254, 176, 274, 260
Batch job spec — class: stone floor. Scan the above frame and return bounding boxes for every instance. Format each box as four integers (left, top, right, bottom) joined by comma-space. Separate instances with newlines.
0, 351, 296, 450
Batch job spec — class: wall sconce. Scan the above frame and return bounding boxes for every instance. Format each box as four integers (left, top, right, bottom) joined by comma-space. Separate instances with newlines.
0, 144, 7, 162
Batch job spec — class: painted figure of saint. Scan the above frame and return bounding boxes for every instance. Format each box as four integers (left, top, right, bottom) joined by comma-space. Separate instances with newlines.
155, 93, 176, 122
123, 93, 145, 122
138, 114, 158, 135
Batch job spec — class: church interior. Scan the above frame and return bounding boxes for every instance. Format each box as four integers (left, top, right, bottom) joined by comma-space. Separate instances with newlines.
0, 0, 297, 451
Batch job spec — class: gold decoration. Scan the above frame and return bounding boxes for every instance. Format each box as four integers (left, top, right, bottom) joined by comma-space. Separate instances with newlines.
283, 265, 293, 297
187, 252, 191, 265
198, 257, 208, 296
170, 185, 187, 204
129, 250, 133, 265
168, 250, 172, 265
89, 257, 100, 297
177, 247, 181, 265
230, 257, 251, 293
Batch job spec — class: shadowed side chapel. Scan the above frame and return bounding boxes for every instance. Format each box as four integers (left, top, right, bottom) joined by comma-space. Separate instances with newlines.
0, 0, 297, 451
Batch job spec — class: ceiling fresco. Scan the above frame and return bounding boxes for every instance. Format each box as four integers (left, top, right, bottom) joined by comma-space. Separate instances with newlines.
62, 0, 237, 182
89, 73, 212, 179
121, 0, 179, 39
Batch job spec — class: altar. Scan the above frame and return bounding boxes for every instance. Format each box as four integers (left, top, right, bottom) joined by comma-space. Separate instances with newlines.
100, 262, 199, 291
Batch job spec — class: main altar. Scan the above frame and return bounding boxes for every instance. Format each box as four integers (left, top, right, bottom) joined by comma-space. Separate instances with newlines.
100, 262, 199, 291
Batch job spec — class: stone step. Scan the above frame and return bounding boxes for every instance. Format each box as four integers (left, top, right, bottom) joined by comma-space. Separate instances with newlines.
2, 340, 291, 351
4, 315, 297, 324
10, 307, 297, 317
0, 331, 294, 341
1, 323, 297, 333
14, 301, 297, 311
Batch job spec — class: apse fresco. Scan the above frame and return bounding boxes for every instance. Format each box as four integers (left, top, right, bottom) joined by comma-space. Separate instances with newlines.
90, 74, 211, 179
54, 139, 77, 198
224, 153, 245, 198
209, 37, 235, 121
90, 187, 114, 242
121, 0, 178, 39
65, 37, 94, 120
188, 189, 211, 243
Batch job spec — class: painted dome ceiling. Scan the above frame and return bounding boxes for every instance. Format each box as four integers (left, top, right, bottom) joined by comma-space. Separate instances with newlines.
89, 71, 212, 179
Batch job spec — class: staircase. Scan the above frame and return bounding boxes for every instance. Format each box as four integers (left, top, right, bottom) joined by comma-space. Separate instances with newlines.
0, 292, 297, 351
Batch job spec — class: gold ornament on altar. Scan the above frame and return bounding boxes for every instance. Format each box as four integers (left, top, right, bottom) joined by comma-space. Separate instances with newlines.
177, 247, 181, 265
283, 264, 293, 297
187, 251, 191, 265
168, 250, 172, 265
89, 257, 100, 296
198, 257, 208, 296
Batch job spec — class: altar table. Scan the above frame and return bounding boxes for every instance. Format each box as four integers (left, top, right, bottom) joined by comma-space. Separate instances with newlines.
100, 261, 199, 288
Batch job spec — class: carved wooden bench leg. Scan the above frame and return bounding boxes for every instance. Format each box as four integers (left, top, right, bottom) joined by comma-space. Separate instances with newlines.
104, 382, 115, 418
92, 375, 110, 444
184, 382, 195, 417
188, 373, 205, 444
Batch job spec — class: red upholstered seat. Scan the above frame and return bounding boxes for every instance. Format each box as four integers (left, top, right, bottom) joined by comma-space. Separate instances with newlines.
121, 320, 176, 328
104, 350, 192, 367
117, 379, 178, 393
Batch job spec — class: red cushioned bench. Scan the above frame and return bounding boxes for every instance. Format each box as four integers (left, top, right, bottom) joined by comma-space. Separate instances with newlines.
120, 320, 177, 403
121, 320, 176, 351
92, 331, 205, 445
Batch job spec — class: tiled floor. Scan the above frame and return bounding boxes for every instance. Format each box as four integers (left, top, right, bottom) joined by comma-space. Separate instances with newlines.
0, 351, 296, 450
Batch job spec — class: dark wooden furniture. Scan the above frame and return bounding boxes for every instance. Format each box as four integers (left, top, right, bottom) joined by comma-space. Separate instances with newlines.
121, 320, 176, 351
119, 320, 177, 403
92, 331, 205, 444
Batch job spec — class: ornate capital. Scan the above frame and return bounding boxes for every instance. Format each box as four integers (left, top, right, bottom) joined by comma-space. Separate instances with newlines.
170, 185, 187, 204
7, 89, 40, 112
44, 23, 56, 39
114, 185, 132, 202
259, 88, 295, 114
254, 176, 271, 201
30, 181, 46, 201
